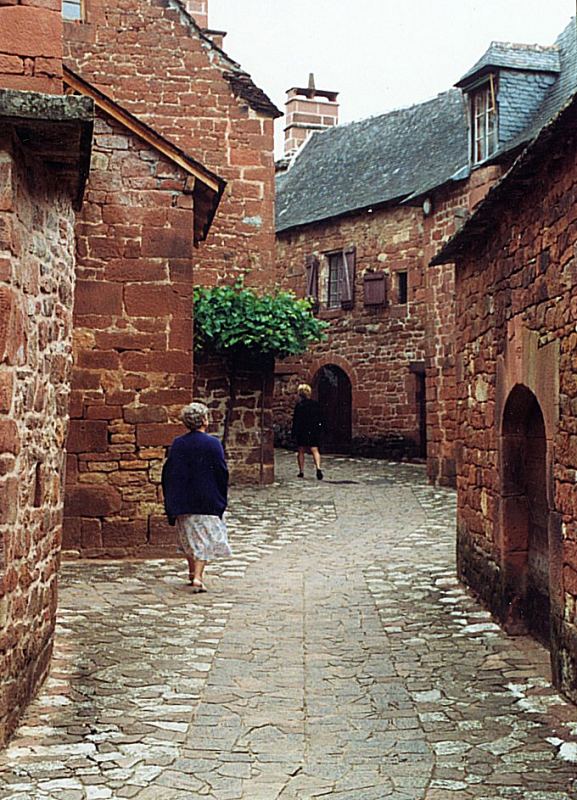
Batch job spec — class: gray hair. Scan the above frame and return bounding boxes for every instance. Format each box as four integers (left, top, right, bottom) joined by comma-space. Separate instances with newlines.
181, 402, 209, 431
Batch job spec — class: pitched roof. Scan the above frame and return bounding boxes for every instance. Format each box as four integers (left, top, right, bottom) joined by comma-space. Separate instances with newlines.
173, 0, 282, 119
277, 18, 577, 234
455, 41, 561, 88
276, 90, 468, 233
64, 67, 226, 244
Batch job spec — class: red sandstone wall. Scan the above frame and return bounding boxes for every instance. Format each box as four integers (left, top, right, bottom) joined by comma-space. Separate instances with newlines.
453, 132, 577, 699
0, 137, 77, 746
63, 0, 277, 289
63, 111, 196, 557
275, 206, 427, 457
0, 0, 63, 94
194, 352, 275, 485
423, 165, 503, 487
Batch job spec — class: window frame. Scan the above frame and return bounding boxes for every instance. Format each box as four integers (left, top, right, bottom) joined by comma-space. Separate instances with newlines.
470, 76, 498, 165
62, 0, 83, 22
327, 252, 344, 309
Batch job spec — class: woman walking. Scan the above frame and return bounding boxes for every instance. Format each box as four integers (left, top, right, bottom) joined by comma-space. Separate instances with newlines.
291, 383, 324, 480
162, 402, 231, 593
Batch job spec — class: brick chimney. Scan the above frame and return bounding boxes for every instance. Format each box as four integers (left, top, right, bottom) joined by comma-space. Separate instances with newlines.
0, 0, 63, 94
186, 0, 208, 29
284, 73, 339, 157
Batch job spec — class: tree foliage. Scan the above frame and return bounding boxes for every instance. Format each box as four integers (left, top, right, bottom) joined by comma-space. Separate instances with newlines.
193, 280, 328, 360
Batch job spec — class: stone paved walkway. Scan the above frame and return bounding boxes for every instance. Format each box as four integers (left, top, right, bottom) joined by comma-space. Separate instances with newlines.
1, 451, 577, 799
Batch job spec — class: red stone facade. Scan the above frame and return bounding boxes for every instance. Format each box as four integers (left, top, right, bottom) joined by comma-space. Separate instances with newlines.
275, 167, 503, 468
0, 117, 87, 747
445, 102, 577, 699
275, 205, 428, 458
423, 165, 503, 486
63, 0, 279, 289
60, 0, 280, 531
62, 111, 200, 557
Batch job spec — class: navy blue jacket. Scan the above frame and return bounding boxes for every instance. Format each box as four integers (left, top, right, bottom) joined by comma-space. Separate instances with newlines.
162, 431, 228, 522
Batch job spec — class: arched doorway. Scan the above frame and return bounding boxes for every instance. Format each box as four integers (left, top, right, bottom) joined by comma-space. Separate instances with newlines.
313, 364, 352, 453
501, 385, 550, 646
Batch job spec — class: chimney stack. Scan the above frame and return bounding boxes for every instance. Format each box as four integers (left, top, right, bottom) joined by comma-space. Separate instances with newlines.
186, 0, 208, 29
0, 0, 64, 94
284, 73, 339, 157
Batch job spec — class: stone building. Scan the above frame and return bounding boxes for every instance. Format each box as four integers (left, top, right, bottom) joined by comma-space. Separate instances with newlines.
60, 0, 281, 557
432, 36, 577, 699
275, 22, 575, 487
0, 0, 93, 747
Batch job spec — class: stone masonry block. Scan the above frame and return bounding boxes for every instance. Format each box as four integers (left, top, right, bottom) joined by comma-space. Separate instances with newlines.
0, 6, 62, 58
0, 419, 20, 455
64, 485, 122, 517
66, 420, 108, 453
74, 281, 123, 316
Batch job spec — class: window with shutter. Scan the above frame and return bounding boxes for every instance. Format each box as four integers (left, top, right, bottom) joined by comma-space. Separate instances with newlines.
340, 248, 356, 309
363, 271, 387, 306
305, 255, 319, 304
327, 253, 343, 308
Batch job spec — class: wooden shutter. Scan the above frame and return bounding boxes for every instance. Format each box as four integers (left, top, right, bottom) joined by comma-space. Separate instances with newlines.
305, 255, 319, 303
363, 271, 387, 306
340, 248, 356, 309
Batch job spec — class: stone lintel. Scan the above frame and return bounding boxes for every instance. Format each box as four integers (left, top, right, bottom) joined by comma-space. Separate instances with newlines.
0, 88, 94, 210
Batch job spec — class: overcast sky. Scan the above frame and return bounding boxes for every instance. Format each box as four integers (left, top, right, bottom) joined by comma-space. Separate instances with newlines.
210, 0, 576, 156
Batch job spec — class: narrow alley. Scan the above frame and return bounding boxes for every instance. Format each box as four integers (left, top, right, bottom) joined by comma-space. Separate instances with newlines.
1, 451, 576, 800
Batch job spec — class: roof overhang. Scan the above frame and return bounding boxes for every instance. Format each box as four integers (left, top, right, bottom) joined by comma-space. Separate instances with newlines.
63, 66, 226, 244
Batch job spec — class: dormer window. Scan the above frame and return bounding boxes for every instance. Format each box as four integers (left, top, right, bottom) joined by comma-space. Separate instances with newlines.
472, 82, 498, 162
471, 78, 498, 164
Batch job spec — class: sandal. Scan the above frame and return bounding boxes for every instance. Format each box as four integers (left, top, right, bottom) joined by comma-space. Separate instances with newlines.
191, 579, 207, 594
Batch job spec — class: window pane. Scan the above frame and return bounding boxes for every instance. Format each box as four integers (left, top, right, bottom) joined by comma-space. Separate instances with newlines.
328, 254, 343, 308
63, 0, 82, 20
472, 82, 497, 164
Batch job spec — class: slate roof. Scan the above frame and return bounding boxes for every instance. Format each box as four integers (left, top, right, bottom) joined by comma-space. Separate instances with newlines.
455, 41, 561, 88
276, 90, 468, 233
277, 18, 577, 234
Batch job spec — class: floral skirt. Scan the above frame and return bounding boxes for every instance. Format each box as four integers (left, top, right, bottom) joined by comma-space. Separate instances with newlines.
176, 514, 232, 562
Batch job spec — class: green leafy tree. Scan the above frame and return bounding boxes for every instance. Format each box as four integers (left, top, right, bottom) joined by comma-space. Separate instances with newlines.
193, 280, 328, 446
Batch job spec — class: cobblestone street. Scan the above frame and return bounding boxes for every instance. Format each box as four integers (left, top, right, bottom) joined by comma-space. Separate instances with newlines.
1, 451, 577, 799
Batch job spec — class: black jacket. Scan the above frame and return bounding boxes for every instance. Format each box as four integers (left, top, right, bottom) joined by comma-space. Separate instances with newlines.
162, 431, 228, 523
291, 398, 323, 446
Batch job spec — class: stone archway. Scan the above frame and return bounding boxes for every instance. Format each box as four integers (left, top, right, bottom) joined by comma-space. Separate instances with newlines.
500, 384, 550, 646
312, 364, 352, 453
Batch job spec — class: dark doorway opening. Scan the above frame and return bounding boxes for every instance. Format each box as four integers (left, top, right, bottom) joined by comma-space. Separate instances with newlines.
501, 385, 549, 646
313, 364, 352, 453
410, 363, 427, 458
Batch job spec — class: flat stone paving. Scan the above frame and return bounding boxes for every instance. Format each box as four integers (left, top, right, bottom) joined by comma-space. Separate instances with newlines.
1, 450, 577, 799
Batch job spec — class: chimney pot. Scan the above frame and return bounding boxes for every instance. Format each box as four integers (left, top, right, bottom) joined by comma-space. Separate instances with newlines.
284, 75, 339, 158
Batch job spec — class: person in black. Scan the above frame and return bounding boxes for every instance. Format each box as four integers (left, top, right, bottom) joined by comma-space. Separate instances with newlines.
291, 383, 323, 480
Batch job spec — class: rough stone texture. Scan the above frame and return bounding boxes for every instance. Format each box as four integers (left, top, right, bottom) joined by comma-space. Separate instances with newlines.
274, 166, 503, 468
63, 0, 278, 289
1, 451, 577, 798
62, 0, 279, 496
0, 136, 77, 747
0, 1, 63, 94
422, 165, 503, 488
275, 205, 428, 459
194, 351, 275, 485
452, 120, 577, 701
62, 111, 195, 558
